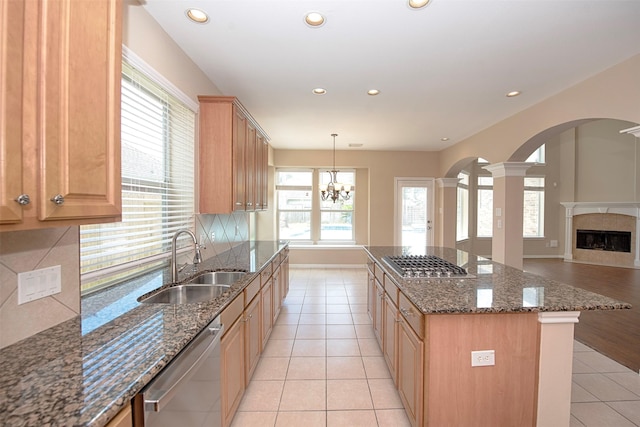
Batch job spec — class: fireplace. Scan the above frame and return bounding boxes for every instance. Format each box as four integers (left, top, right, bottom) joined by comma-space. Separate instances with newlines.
561, 202, 640, 268
576, 229, 631, 253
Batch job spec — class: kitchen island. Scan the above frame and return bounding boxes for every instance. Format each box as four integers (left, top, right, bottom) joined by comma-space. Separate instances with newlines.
0, 241, 287, 427
364, 246, 630, 427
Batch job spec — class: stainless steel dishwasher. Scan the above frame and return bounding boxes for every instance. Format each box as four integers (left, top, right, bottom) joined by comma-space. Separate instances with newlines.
133, 316, 223, 427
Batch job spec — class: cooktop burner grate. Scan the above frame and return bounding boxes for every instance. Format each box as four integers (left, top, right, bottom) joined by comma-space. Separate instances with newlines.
382, 255, 473, 279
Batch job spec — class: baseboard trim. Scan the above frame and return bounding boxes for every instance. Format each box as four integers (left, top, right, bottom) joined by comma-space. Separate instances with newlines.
290, 264, 366, 269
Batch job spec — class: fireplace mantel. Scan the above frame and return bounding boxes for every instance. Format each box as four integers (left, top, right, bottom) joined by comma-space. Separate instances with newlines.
561, 202, 640, 267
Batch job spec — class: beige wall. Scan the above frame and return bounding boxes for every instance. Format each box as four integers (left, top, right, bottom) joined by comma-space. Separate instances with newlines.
273, 149, 441, 246
440, 54, 640, 177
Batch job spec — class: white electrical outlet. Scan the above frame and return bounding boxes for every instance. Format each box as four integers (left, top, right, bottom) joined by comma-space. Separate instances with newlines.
550, 240, 558, 248
18, 265, 62, 305
471, 350, 495, 367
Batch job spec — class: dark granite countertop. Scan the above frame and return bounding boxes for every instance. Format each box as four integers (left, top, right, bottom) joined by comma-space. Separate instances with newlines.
0, 241, 287, 427
364, 246, 631, 314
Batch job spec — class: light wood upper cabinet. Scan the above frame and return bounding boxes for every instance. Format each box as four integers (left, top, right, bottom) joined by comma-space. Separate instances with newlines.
198, 96, 269, 214
0, 0, 122, 230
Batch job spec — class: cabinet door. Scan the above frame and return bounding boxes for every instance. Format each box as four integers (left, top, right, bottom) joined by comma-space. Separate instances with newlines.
0, 0, 26, 223
232, 107, 247, 211
255, 132, 263, 210
39, 0, 122, 221
272, 264, 281, 323
398, 318, 424, 427
244, 294, 261, 385
383, 295, 398, 384
260, 278, 273, 348
221, 318, 245, 427
373, 278, 384, 347
245, 122, 256, 211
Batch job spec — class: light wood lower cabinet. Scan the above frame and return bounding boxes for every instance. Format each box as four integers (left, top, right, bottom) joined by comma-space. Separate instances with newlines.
382, 295, 398, 384
397, 315, 424, 427
373, 278, 384, 347
272, 264, 281, 322
244, 293, 261, 385
105, 405, 132, 427
221, 317, 245, 427
260, 277, 273, 349
220, 249, 288, 426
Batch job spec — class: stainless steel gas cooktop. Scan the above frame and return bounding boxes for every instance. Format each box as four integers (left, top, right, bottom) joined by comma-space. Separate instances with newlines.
382, 255, 474, 279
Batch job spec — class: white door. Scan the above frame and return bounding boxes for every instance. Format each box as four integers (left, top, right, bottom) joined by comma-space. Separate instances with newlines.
394, 178, 434, 251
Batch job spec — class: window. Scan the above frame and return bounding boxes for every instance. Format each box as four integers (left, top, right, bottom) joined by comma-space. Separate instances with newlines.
276, 169, 355, 243
476, 176, 493, 237
456, 171, 469, 241
277, 170, 312, 241
523, 177, 545, 237
80, 57, 196, 294
526, 145, 545, 163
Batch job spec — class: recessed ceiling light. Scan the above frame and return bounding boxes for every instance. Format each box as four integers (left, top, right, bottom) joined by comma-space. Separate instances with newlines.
506, 90, 521, 97
312, 88, 327, 95
441, 137, 449, 142
304, 12, 326, 27
408, 0, 432, 9
367, 89, 380, 96
186, 8, 209, 24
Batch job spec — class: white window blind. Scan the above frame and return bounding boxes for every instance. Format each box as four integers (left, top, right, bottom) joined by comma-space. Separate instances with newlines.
80, 60, 195, 294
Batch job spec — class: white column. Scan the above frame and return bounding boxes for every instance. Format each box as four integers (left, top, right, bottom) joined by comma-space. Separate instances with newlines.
483, 162, 531, 269
563, 204, 575, 261
536, 311, 580, 427
436, 178, 460, 248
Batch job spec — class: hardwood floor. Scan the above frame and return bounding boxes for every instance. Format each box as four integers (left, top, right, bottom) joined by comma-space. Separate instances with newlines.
523, 259, 640, 373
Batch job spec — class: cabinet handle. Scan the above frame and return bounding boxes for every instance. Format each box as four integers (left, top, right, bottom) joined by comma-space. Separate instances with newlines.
15, 194, 31, 205
246, 202, 252, 206
400, 307, 414, 317
50, 194, 65, 205
235, 202, 243, 206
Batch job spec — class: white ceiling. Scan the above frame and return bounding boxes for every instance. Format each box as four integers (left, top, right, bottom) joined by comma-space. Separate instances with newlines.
142, 0, 640, 152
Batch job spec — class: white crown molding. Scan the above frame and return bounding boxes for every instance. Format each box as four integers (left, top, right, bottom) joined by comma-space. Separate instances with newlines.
482, 162, 532, 178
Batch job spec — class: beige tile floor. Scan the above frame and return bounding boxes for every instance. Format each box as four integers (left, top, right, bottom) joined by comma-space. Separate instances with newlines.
230, 267, 640, 427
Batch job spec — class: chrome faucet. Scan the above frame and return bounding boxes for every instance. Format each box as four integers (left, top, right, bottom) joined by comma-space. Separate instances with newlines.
171, 229, 203, 283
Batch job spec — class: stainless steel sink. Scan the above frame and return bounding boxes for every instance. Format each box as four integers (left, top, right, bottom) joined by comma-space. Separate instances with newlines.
187, 271, 247, 285
138, 284, 231, 304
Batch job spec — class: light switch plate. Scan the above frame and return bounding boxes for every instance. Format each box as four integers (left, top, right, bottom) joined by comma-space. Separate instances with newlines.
18, 265, 62, 305
471, 350, 495, 367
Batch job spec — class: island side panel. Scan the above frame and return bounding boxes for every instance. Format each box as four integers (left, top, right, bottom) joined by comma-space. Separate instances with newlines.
425, 312, 539, 427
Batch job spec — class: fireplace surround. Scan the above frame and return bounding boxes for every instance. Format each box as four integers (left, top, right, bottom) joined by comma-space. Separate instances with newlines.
561, 202, 640, 268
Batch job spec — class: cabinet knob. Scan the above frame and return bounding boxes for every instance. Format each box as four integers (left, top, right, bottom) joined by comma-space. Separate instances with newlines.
50, 194, 65, 205
246, 202, 252, 206
15, 194, 31, 205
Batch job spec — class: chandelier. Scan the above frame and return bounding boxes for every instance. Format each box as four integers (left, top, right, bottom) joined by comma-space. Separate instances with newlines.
319, 133, 351, 203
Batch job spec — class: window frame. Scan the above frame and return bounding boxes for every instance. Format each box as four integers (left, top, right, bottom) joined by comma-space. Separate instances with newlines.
276, 168, 356, 245
79, 48, 197, 295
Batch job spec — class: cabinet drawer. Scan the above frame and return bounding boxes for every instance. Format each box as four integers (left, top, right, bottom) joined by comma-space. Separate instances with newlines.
374, 263, 385, 285
260, 262, 272, 285
367, 257, 375, 275
221, 294, 244, 334
384, 277, 400, 308
398, 293, 424, 339
244, 275, 261, 307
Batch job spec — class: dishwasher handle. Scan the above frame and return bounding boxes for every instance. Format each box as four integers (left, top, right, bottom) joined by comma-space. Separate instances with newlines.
143, 320, 224, 413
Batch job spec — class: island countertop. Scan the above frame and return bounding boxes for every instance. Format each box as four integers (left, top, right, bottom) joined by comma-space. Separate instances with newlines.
0, 241, 287, 427
364, 246, 631, 314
